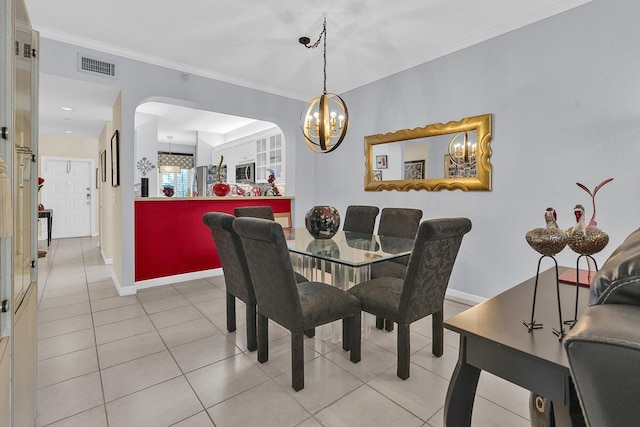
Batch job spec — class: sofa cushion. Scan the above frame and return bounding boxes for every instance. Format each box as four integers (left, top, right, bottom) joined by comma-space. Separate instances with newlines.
590, 228, 640, 305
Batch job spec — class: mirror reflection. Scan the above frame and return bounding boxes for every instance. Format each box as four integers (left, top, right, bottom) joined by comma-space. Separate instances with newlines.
364, 114, 492, 191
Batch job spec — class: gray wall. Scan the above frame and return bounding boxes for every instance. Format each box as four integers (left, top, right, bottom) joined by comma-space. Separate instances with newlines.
318, 0, 640, 299
38, 0, 640, 300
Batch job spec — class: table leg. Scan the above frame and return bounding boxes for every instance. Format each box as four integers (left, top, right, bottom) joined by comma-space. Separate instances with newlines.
47, 214, 52, 247
444, 336, 481, 427
552, 379, 586, 427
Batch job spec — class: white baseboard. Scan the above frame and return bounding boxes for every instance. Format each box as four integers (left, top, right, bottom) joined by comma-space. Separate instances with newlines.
101, 248, 113, 265
445, 288, 486, 306
113, 272, 136, 296
135, 268, 223, 290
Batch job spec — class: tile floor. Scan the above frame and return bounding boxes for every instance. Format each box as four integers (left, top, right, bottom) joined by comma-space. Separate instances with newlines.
35, 237, 531, 427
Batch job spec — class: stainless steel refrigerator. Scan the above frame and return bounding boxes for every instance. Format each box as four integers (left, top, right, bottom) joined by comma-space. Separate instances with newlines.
195, 165, 214, 196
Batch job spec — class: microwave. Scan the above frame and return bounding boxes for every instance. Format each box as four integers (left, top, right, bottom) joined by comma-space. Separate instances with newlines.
235, 162, 255, 183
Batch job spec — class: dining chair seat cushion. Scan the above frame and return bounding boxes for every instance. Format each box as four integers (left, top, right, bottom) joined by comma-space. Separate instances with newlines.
298, 281, 362, 333
347, 277, 403, 321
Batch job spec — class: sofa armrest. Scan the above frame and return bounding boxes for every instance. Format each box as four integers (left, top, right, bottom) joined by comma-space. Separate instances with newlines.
590, 228, 640, 305
564, 304, 640, 426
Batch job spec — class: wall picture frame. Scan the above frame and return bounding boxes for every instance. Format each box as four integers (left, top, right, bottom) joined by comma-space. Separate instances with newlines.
403, 160, 425, 180
372, 170, 382, 181
100, 150, 107, 182
376, 154, 388, 169
111, 130, 120, 187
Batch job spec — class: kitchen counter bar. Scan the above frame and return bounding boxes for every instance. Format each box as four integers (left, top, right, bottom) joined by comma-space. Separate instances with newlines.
134, 196, 293, 283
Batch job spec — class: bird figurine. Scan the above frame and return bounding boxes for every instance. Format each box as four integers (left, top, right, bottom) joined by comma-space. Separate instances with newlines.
566, 204, 609, 255
525, 207, 568, 256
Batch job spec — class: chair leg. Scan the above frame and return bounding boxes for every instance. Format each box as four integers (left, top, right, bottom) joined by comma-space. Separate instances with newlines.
291, 333, 305, 391
226, 293, 236, 332
342, 318, 351, 351
432, 310, 444, 357
397, 323, 410, 380
246, 303, 257, 352
350, 312, 361, 363
257, 311, 269, 363
385, 318, 394, 332
375, 316, 384, 329
304, 328, 315, 338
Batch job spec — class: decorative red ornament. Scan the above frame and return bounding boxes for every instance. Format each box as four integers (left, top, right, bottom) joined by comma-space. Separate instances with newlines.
213, 182, 230, 197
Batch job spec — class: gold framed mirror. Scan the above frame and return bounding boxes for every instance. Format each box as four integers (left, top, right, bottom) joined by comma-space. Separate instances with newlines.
364, 113, 492, 191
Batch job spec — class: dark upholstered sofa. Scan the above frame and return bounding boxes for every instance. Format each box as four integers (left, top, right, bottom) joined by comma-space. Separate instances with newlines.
564, 228, 640, 426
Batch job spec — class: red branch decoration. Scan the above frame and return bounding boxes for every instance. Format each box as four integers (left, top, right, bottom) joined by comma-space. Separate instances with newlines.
576, 178, 614, 227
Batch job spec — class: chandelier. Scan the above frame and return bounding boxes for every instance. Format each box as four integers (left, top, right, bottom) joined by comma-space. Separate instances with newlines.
448, 132, 477, 165
299, 17, 349, 153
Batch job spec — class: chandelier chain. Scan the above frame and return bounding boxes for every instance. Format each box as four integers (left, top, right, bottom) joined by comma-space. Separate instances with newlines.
302, 18, 328, 95
323, 18, 327, 94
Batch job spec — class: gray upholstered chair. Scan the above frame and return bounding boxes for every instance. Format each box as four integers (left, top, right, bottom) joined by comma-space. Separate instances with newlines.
370, 207, 423, 280
343, 205, 380, 234
234, 206, 274, 220
348, 217, 472, 379
233, 217, 362, 391
233, 205, 308, 285
202, 212, 258, 351
370, 207, 423, 331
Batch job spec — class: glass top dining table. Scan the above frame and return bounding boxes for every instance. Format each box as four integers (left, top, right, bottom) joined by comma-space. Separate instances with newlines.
284, 227, 415, 290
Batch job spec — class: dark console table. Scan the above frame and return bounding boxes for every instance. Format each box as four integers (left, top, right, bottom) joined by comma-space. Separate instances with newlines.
38, 209, 53, 247
444, 267, 588, 426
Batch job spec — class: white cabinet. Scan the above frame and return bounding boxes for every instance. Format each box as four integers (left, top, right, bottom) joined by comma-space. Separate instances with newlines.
0, 0, 39, 424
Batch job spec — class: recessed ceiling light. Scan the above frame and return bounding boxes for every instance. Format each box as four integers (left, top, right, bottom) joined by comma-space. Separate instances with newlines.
64, 130, 73, 134
60, 106, 74, 111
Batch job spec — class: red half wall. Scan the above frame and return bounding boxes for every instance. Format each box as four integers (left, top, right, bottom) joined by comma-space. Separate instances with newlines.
134, 197, 292, 282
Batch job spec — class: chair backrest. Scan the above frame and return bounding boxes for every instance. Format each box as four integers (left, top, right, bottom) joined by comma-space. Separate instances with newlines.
343, 205, 380, 234
399, 218, 472, 323
202, 212, 255, 304
378, 208, 423, 239
233, 217, 302, 329
234, 206, 275, 220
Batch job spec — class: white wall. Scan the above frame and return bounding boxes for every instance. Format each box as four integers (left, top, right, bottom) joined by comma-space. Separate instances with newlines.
134, 114, 159, 197
39, 39, 313, 293
196, 131, 219, 167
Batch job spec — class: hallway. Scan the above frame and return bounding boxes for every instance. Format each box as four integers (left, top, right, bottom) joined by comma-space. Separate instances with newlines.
35, 237, 530, 426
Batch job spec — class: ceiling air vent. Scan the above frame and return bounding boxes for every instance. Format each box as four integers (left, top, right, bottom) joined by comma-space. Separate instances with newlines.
77, 54, 118, 79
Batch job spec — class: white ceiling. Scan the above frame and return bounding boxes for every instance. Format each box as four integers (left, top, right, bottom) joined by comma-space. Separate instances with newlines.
29, 0, 591, 140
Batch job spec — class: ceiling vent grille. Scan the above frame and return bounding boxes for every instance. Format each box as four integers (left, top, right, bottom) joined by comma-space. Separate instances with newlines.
77, 54, 118, 79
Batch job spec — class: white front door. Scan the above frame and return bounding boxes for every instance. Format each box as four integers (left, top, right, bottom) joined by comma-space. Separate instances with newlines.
42, 158, 93, 238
